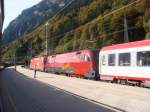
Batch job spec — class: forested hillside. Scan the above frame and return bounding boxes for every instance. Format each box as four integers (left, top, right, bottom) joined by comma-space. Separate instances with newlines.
2, 0, 150, 58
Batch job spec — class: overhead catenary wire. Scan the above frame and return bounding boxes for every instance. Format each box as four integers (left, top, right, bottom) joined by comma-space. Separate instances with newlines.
41, 26, 139, 44
28, 0, 142, 55
4, 0, 141, 48
50, 26, 139, 53
14, 0, 77, 56
40, 10, 140, 43
48, 0, 76, 21
3, 26, 137, 59
44, 0, 141, 40
27, 0, 141, 43
47, 0, 76, 54
44, 23, 139, 44
33, 0, 76, 36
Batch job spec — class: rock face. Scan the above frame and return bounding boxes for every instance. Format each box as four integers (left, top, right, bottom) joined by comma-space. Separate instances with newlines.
2, 0, 69, 43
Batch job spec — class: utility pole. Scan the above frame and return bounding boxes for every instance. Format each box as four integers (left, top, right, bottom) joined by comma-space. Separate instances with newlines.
14, 48, 17, 71
124, 11, 129, 43
45, 22, 49, 56
14, 56, 16, 71
28, 43, 32, 67
50, 32, 54, 55
28, 42, 32, 58
0, 38, 2, 68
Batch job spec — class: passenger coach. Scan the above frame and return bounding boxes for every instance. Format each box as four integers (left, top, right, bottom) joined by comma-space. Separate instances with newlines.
99, 40, 150, 86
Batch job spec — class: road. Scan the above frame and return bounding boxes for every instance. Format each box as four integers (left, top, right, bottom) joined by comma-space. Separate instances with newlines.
0, 68, 114, 112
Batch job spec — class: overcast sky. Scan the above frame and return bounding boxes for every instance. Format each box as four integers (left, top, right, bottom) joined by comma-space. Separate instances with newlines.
3, 0, 42, 31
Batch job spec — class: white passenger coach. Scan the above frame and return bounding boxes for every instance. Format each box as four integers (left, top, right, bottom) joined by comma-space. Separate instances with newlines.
99, 40, 150, 86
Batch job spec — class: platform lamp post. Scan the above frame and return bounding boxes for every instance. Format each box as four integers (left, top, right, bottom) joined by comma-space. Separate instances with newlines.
14, 55, 16, 71
27, 42, 32, 68
14, 47, 19, 71
14, 45, 22, 71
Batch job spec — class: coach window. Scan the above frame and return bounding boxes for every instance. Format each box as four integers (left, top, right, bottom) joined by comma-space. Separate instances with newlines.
102, 55, 106, 66
108, 54, 115, 66
119, 53, 130, 66
137, 51, 150, 66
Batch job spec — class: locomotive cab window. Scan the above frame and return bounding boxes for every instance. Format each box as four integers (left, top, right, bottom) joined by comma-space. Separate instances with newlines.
84, 55, 90, 62
108, 54, 115, 66
119, 53, 130, 66
79, 55, 90, 62
137, 51, 150, 66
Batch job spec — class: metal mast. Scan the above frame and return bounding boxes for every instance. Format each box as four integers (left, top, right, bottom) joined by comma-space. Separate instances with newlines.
45, 22, 49, 56
124, 12, 129, 42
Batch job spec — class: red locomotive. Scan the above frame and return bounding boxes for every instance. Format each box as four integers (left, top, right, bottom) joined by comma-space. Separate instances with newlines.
30, 56, 46, 71
30, 49, 99, 79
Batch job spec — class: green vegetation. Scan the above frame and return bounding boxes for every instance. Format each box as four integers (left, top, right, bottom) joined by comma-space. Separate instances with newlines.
2, 0, 150, 58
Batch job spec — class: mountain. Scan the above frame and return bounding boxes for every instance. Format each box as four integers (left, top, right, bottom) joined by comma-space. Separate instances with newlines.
1, 0, 150, 58
2, 0, 71, 43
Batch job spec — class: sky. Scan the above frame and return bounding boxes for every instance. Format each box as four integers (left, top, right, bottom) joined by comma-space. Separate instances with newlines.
3, 0, 42, 30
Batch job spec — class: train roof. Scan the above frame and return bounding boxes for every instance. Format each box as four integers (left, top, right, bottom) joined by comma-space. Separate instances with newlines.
49, 49, 90, 57
48, 49, 99, 57
101, 40, 150, 51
